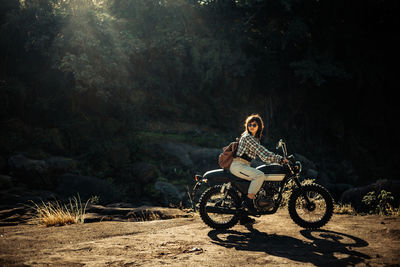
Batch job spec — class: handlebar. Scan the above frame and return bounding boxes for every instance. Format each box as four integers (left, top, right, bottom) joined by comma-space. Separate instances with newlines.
276, 139, 288, 158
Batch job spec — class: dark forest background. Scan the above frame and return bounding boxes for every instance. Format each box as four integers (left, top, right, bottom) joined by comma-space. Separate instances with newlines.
1, 0, 399, 206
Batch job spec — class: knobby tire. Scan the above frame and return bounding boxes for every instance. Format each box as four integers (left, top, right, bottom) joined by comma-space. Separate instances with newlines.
199, 185, 241, 230
288, 183, 334, 229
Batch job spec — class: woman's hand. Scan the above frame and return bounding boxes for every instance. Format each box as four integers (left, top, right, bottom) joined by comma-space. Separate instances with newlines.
280, 158, 289, 165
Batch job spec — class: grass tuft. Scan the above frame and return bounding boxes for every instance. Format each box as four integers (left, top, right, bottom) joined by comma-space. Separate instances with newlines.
30, 194, 90, 227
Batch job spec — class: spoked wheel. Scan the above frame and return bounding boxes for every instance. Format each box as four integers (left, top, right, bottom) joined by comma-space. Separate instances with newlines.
199, 185, 241, 230
288, 184, 334, 229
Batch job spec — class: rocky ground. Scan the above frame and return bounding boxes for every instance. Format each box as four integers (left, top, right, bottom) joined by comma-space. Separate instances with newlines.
1, 208, 399, 266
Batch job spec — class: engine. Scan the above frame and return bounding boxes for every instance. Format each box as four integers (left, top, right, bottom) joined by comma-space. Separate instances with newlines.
254, 181, 281, 211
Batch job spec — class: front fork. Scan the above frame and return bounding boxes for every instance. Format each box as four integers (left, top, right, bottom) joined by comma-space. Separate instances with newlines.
292, 174, 312, 206
220, 182, 232, 206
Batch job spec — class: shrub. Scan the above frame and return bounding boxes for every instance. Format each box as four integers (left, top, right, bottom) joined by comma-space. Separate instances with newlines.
362, 190, 397, 215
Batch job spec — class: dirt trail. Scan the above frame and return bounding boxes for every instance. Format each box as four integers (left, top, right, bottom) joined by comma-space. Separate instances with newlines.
1, 210, 399, 266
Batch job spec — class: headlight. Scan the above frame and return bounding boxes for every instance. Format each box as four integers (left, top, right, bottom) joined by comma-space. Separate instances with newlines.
294, 161, 302, 173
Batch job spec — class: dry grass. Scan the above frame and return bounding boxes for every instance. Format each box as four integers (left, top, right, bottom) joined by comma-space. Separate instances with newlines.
129, 210, 162, 222
30, 195, 89, 227
334, 203, 358, 215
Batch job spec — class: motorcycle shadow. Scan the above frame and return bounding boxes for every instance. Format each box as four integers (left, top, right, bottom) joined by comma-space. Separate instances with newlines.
208, 226, 370, 266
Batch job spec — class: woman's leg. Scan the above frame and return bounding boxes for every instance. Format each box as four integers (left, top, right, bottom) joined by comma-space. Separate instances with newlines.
230, 160, 267, 216
230, 161, 266, 197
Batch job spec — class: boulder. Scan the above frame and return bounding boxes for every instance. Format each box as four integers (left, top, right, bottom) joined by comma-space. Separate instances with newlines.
318, 172, 331, 186
160, 142, 221, 174
294, 153, 317, 170
0, 155, 6, 171
189, 147, 220, 173
45, 156, 77, 174
122, 162, 159, 184
154, 181, 184, 206
160, 142, 196, 167
8, 154, 49, 176
8, 154, 78, 189
8, 154, 52, 188
56, 173, 122, 204
9, 154, 77, 176
306, 168, 319, 179
0, 186, 58, 206
0, 175, 13, 189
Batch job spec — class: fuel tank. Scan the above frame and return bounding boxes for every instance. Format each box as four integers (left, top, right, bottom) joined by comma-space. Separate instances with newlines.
256, 164, 286, 181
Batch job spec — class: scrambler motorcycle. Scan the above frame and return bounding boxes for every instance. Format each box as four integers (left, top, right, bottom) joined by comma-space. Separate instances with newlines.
192, 139, 334, 230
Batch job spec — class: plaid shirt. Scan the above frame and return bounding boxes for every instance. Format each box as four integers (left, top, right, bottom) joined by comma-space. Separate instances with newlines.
236, 132, 282, 164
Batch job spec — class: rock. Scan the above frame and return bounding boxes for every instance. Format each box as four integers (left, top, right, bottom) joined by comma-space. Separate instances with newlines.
7, 154, 54, 188
154, 181, 184, 206
294, 153, 317, 170
7, 154, 78, 189
124, 162, 159, 184
339, 179, 400, 212
8, 154, 49, 176
56, 173, 122, 204
0, 206, 33, 226
45, 156, 77, 174
0, 175, 13, 189
325, 183, 353, 200
160, 142, 196, 167
9, 154, 77, 176
0, 155, 6, 171
318, 172, 331, 185
189, 147, 220, 173
0, 187, 58, 207
306, 168, 319, 179
84, 204, 191, 223
160, 142, 221, 173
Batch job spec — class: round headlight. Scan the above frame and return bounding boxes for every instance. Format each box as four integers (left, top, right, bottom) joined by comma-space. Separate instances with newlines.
295, 161, 302, 173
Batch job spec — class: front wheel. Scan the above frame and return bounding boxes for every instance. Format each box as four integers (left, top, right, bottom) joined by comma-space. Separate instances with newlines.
199, 185, 241, 230
288, 184, 334, 229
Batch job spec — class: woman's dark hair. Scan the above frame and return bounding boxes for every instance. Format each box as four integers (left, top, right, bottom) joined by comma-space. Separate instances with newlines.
242, 114, 264, 139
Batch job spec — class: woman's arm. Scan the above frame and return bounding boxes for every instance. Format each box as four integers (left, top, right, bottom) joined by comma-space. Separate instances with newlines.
243, 135, 282, 164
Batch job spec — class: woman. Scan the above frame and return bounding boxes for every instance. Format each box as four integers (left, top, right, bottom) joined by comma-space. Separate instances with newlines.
230, 114, 288, 222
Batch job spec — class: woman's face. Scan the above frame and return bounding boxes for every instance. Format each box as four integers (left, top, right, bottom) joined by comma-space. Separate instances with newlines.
247, 121, 258, 136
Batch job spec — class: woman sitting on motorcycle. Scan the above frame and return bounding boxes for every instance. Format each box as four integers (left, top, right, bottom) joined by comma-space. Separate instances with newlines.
230, 114, 288, 220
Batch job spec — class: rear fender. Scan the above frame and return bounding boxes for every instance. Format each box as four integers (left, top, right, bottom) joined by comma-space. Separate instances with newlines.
203, 169, 249, 195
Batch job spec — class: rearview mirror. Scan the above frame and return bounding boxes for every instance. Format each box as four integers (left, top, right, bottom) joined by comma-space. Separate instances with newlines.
276, 139, 283, 149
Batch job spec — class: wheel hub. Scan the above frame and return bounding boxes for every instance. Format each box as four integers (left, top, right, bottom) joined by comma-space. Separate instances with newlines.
306, 202, 316, 211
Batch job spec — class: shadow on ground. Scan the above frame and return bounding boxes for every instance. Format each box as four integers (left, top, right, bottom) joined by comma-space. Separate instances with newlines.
208, 227, 370, 266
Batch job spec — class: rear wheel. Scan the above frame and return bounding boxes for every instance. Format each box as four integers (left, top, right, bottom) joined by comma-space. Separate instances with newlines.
199, 185, 241, 230
288, 184, 334, 229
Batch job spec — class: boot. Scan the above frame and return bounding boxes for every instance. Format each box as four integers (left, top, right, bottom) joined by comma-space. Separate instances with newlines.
241, 197, 258, 216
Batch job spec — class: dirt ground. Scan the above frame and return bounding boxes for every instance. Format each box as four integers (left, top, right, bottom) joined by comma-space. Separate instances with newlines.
1, 210, 399, 266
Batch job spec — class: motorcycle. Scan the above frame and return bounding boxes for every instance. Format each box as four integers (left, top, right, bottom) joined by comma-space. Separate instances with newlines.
192, 139, 334, 230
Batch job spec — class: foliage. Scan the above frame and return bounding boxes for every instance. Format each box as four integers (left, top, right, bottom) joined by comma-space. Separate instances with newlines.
0, 0, 398, 201
362, 190, 397, 216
